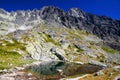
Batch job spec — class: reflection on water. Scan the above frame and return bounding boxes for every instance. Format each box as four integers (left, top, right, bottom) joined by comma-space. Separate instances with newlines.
63, 63, 103, 76
27, 61, 103, 77
28, 61, 64, 75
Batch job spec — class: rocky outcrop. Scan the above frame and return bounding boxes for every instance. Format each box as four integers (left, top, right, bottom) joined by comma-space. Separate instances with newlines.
50, 48, 66, 61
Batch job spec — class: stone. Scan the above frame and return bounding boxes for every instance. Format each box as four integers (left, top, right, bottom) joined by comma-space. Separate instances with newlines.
23, 55, 32, 60
9, 68, 17, 73
2, 43, 6, 46
114, 76, 120, 80
3, 69, 8, 72
89, 60, 107, 67
94, 70, 104, 76
27, 73, 32, 76
15, 67, 24, 71
50, 47, 66, 61
60, 39, 67, 44
74, 61, 84, 64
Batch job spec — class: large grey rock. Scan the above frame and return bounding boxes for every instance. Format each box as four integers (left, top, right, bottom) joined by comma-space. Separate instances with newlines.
89, 60, 107, 67
94, 70, 104, 76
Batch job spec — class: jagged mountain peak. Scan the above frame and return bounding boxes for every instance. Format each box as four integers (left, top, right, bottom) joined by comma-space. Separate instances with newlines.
41, 6, 62, 11
40, 6, 66, 19
0, 8, 9, 15
68, 8, 86, 18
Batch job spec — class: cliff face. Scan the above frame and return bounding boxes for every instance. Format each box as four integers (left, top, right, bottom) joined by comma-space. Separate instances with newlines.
39, 6, 120, 50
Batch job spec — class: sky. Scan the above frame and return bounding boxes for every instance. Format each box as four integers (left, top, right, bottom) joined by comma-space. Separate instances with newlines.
0, 0, 120, 20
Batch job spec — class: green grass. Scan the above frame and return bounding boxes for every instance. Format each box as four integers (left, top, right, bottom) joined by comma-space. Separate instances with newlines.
68, 45, 75, 51
74, 44, 84, 52
0, 50, 34, 70
0, 39, 27, 53
0, 39, 34, 70
76, 48, 84, 52
67, 29, 83, 40
90, 41, 95, 45
38, 32, 61, 47
68, 44, 84, 53
102, 47, 116, 54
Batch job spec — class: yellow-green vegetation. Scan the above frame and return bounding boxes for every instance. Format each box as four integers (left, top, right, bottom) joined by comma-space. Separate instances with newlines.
0, 22, 8, 26
68, 44, 84, 52
102, 47, 116, 54
90, 41, 95, 45
68, 45, 75, 51
0, 39, 26, 52
21, 33, 36, 42
0, 51, 33, 70
67, 29, 83, 40
74, 46, 84, 52
38, 32, 61, 46
81, 68, 120, 80
76, 48, 84, 52
97, 53, 106, 62
0, 39, 34, 70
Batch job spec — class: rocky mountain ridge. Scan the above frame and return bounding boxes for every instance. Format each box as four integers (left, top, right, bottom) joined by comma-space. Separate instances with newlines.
0, 6, 120, 80
0, 6, 120, 50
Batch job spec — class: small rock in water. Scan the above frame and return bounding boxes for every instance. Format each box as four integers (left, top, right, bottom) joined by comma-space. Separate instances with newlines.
56, 69, 63, 73
28, 73, 32, 76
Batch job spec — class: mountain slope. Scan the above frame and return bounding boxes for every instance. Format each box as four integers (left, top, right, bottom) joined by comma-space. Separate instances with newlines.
0, 6, 120, 80
40, 6, 120, 50
0, 6, 120, 50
